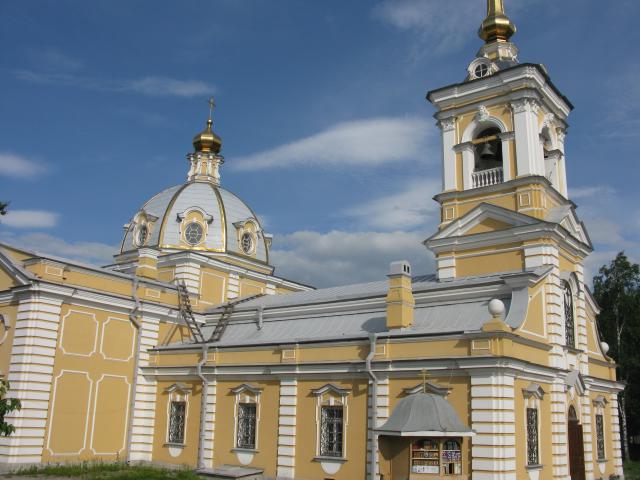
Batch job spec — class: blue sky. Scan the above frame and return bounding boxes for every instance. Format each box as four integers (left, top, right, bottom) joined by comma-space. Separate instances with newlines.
1, 0, 639, 287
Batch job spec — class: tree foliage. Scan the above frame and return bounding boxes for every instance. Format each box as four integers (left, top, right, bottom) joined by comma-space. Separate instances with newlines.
0, 379, 21, 437
593, 251, 640, 457
0, 202, 7, 216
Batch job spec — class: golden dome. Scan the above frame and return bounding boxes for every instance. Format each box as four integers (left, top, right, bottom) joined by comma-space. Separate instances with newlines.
193, 118, 222, 154
478, 0, 516, 43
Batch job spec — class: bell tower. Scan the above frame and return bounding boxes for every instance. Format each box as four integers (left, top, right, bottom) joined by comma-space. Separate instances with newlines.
425, 0, 591, 281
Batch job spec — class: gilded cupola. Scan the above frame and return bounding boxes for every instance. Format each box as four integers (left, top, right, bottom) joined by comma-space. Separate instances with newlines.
192, 118, 222, 154
478, 0, 516, 43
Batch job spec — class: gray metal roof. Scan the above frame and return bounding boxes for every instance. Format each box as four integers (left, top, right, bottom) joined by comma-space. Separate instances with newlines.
198, 296, 507, 347
377, 392, 473, 436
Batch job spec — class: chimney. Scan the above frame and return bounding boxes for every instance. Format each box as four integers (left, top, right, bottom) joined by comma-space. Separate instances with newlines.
135, 247, 159, 280
385, 261, 415, 330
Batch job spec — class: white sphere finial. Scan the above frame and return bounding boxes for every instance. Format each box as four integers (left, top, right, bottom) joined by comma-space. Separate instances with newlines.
600, 341, 610, 355
488, 299, 506, 317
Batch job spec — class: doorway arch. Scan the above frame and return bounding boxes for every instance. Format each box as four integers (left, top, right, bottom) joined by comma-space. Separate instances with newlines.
567, 405, 586, 480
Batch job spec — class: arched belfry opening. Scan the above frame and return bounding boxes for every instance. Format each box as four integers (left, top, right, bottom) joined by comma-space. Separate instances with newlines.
472, 127, 504, 187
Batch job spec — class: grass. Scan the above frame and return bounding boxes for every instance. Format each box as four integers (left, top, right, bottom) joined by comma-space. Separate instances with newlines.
626, 460, 640, 480
6, 462, 201, 480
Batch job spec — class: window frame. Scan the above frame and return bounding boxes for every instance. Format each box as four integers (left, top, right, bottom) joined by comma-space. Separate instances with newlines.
236, 402, 257, 450
526, 407, 540, 466
320, 405, 344, 457
164, 384, 191, 447
562, 281, 576, 349
312, 384, 350, 460
231, 384, 262, 452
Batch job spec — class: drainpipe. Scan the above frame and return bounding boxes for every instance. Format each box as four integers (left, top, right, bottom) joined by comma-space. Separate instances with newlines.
126, 277, 142, 464
365, 333, 378, 480
256, 305, 264, 330
196, 343, 209, 470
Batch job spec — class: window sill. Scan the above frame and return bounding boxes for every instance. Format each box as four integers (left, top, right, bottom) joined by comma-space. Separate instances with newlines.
232, 447, 259, 454
564, 346, 583, 354
526, 464, 543, 471
597, 458, 608, 463
164, 442, 185, 448
313, 456, 347, 463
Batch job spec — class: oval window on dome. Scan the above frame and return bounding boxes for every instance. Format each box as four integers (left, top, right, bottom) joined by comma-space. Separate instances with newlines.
474, 63, 490, 79
241, 232, 254, 255
135, 224, 149, 247
184, 222, 204, 246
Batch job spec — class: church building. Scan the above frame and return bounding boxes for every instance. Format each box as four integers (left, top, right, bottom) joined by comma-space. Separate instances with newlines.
0, 1, 624, 479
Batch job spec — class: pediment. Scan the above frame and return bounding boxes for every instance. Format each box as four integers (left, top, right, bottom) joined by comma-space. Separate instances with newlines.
552, 207, 592, 248
429, 203, 540, 241
403, 382, 451, 397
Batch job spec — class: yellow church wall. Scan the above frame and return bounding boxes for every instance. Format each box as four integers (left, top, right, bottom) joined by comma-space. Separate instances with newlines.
385, 376, 472, 478
516, 283, 547, 341
239, 278, 265, 298
151, 380, 202, 466
157, 266, 175, 283
587, 359, 616, 381
456, 250, 524, 277
199, 268, 227, 306
294, 378, 368, 480
513, 379, 553, 480
466, 217, 514, 235
1, 245, 32, 263
213, 379, 280, 477
0, 303, 18, 379
217, 348, 281, 365
42, 304, 137, 462
387, 338, 469, 360
157, 322, 195, 348
0, 265, 18, 291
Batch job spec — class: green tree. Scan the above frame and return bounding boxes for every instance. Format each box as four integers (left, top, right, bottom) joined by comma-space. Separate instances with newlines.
0, 379, 20, 436
593, 251, 640, 461
0, 202, 7, 216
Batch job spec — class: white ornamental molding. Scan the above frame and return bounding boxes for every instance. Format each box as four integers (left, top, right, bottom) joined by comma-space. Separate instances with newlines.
543, 112, 556, 129
510, 98, 540, 114
556, 127, 567, 143
438, 117, 456, 132
476, 105, 490, 122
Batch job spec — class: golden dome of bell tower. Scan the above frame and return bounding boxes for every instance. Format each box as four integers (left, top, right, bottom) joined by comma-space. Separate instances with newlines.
478, 0, 516, 44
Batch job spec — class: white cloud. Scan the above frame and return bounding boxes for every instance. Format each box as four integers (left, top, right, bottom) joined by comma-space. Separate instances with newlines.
0, 232, 116, 266
1, 210, 59, 229
13, 70, 215, 98
569, 185, 615, 200
233, 117, 432, 170
343, 178, 440, 230
271, 229, 434, 288
0, 153, 47, 179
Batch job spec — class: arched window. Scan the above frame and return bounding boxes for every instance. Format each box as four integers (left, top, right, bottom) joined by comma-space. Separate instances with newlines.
563, 281, 575, 348
472, 127, 504, 188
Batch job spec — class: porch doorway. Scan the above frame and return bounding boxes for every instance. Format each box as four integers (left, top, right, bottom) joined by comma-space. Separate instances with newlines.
568, 405, 585, 480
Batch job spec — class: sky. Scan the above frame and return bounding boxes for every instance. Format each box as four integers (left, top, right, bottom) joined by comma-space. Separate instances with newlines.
1, 0, 639, 288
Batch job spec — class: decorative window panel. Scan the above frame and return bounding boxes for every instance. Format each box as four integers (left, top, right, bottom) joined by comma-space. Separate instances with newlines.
237, 403, 257, 449
320, 405, 344, 457
563, 281, 575, 348
168, 401, 186, 444
596, 414, 605, 461
527, 407, 539, 465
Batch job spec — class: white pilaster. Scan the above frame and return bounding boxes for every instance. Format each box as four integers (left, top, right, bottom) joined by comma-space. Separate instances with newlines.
128, 313, 161, 462
610, 395, 624, 477
367, 375, 389, 480
470, 373, 517, 480
227, 273, 240, 300
454, 142, 475, 190
202, 380, 216, 469
512, 98, 544, 178
550, 380, 569, 479
438, 117, 457, 191
174, 262, 201, 295
0, 293, 62, 464
276, 378, 297, 479
580, 389, 594, 480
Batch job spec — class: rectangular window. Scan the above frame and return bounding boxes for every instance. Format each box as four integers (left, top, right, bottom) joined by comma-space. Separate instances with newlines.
596, 414, 605, 461
168, 400, 186, 444
237, 403, 257, 449
320, 405, 343, 457
526, 407, 539, 465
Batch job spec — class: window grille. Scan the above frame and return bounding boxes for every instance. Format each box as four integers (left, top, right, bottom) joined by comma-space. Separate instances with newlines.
320, 405, 344, 457
527, 407, 539, 465
563, 282, 575, 348
237, 403, 257, 449
168, 401, 186, 444
596, 414, 605, 461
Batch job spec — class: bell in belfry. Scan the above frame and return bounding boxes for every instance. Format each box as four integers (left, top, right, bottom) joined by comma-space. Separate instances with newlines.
479, 141, 497, 160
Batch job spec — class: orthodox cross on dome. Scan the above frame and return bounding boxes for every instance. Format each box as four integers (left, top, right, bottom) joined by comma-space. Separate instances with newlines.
208, 96, 216, 122
421, 369, 429, 393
